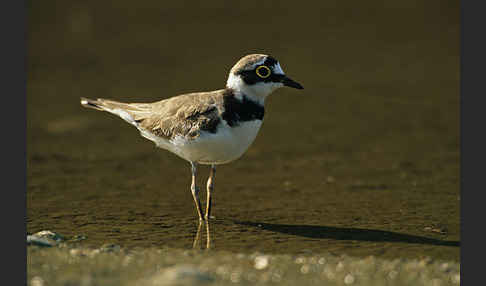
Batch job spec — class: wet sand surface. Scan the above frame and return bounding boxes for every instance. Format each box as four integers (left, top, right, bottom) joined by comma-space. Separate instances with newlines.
28, 0, 459, 275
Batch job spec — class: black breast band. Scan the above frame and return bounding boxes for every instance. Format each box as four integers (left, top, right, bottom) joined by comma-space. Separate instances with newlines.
222, 89, 265, 127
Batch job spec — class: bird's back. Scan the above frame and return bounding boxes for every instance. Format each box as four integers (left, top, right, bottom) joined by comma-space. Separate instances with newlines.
134, 90, 226, 140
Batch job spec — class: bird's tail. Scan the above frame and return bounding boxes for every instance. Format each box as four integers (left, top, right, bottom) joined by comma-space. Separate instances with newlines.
80, 97, 133, 111
80, 97, 105, 111
80, 97, 151, 126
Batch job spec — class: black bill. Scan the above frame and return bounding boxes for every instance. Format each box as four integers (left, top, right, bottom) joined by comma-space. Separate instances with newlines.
282, 76, 304, 89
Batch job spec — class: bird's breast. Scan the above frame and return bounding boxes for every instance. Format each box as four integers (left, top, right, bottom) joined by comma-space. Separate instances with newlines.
169, 119, 263, 164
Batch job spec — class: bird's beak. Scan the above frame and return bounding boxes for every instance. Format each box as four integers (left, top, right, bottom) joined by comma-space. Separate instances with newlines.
282, 76, 304, 89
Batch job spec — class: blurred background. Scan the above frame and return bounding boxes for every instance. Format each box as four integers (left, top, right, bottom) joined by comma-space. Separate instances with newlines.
27, 0, 459, 259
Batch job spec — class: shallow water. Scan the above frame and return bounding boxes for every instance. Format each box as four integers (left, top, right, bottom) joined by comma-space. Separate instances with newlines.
27, 0, 459, 264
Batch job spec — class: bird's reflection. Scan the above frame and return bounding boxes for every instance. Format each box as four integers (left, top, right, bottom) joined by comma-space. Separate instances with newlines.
192, 221, 211, 249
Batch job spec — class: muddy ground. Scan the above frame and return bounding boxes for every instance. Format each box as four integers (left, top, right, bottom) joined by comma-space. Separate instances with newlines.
27, 1, 460, 283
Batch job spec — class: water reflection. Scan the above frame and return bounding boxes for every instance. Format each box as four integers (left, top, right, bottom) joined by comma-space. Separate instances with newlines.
192, 221, 211, 249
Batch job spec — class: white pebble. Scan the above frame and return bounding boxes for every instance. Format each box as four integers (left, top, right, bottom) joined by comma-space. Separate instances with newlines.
300, 264, 310, 274
295, 256, 306, 264
254, 255, 269, 270
344, 274, 355, 284
388, 270, 398, 279
31, 276, 44, 286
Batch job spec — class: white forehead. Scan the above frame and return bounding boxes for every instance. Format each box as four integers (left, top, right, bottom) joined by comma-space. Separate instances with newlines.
272, 62, 285, 75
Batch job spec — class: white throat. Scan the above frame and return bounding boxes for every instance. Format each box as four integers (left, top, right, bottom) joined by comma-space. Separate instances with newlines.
226, 73, 283, 104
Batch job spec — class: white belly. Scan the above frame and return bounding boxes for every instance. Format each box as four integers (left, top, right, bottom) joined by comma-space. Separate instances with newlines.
143, 120, 263, 165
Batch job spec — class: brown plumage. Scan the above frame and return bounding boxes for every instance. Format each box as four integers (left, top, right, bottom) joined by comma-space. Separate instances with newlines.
81, 89, 228, 140
229, 54, 267, 74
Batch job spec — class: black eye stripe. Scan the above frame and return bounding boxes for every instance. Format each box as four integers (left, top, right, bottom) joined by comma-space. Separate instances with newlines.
237, 69, 284, 85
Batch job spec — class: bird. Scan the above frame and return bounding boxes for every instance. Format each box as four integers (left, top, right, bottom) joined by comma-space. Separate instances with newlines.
80, 54, 303, 221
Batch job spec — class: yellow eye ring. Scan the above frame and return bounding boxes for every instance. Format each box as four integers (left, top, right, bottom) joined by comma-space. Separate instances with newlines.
255, 65, 271, 79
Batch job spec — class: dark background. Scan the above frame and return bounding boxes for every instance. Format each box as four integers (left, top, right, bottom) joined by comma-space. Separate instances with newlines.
27, 0, 460, 260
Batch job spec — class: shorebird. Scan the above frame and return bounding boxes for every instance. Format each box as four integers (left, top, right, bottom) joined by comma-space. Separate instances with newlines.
81, 54, 303, 221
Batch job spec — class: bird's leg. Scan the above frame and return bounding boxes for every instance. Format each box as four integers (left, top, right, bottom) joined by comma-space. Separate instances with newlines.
205, 221, 211, 249
205, 164, 216, 220
192, 221, 203, 249
190, 162, 204, 221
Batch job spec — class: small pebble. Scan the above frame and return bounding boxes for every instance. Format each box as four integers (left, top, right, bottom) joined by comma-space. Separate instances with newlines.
300, 264, 310, 274
27, 236, 55, 247
33, 230, 65, 241
31, 276, 44, 286
388, 270, 398, 279
27, 230, 65, 247
344, 273, 355, 284
254, 255, 269, 270
294, 256, 306, 264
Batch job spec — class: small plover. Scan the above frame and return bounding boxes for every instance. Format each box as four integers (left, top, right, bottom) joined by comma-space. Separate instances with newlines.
81, 54, 303, 221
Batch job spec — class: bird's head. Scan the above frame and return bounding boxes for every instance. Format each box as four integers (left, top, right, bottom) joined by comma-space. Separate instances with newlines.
226, 54, 303, 103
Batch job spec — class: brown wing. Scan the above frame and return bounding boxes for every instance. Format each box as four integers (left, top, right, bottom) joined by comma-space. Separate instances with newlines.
135, 90, 225, 140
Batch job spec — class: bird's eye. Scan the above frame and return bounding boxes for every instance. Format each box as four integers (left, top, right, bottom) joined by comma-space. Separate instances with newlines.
255, 65, 271, 79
